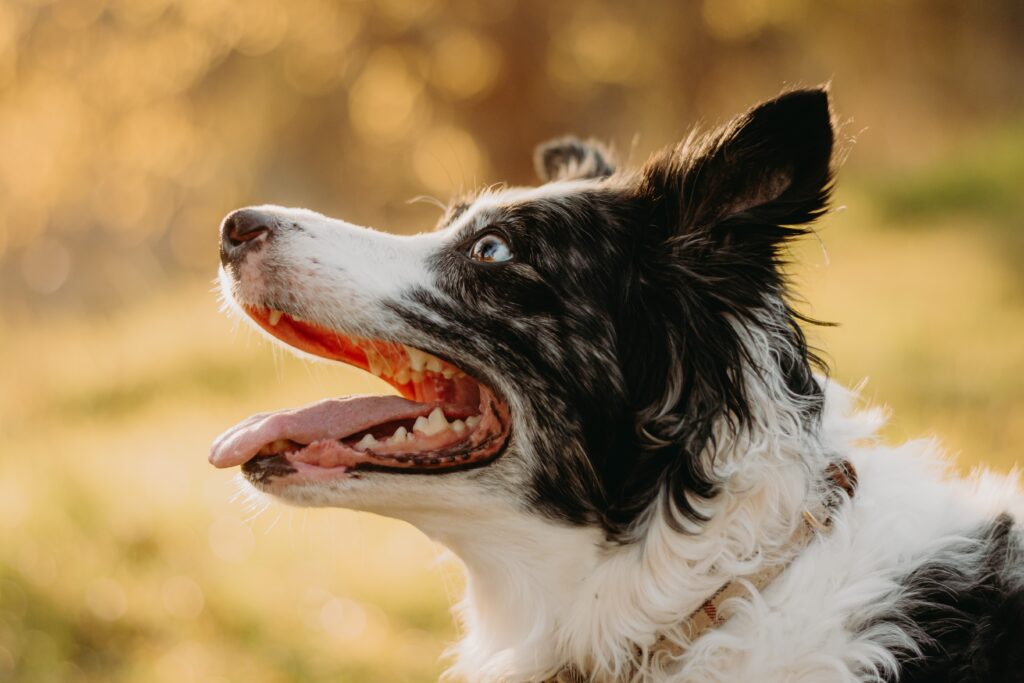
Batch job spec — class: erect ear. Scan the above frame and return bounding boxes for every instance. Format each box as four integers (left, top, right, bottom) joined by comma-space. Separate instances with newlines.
640, 87, 835, 246
534, 136, 616, 182
611, 91, 833, 530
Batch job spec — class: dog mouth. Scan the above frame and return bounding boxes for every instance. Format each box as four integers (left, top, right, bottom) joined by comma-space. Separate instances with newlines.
209, 306, 511, 483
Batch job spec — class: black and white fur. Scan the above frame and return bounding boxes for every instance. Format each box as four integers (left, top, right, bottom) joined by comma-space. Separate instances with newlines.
218, 89, 1024, 682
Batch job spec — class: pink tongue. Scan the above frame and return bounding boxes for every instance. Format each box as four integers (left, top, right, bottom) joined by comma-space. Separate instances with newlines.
209, 395, 432, 468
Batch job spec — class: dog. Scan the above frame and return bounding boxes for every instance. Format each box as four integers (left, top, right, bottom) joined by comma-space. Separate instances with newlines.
210, 88, 1024, 682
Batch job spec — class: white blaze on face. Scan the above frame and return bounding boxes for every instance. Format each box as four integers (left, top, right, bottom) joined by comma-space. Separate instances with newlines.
224, 204, 454, 336
225, 183, 599, 334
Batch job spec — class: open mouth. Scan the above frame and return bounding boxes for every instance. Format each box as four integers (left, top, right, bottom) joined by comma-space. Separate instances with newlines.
209, 307, 511, 482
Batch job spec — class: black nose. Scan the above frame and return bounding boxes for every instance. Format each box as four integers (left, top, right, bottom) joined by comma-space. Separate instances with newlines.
220, 208, 275, 267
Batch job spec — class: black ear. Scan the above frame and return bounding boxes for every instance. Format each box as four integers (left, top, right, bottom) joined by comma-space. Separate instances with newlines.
534, 136, 616, 182
610, 90, 834, 532
640, 87, 834, 245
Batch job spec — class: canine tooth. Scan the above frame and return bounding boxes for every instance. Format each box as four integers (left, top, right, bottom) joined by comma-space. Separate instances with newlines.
268, 309, 283, 326
410, 370, 424, 383
430, 407, 449, 431
354, 433, 378, 451
387, 426, 409, 444
466, 416, 480, 428
441, 368, 455, 379
425, 357, 443, 373
451, 419, 466, 434
394, 369, 410, 384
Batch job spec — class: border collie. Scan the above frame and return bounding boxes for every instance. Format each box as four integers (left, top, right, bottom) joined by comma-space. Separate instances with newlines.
210, 88, 1024, 682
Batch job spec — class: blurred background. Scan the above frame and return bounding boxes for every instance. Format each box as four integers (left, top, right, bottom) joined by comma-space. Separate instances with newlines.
1, 0, 1022, 681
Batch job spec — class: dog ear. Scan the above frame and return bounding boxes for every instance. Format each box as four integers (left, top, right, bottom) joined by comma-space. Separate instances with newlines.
534, 136, 616, 182
610, 90, 833, 531
638, 87, 834, 250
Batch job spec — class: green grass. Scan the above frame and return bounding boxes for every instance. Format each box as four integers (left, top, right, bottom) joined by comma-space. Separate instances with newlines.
871, 120, 1024, 228
866, 119, 1024, 288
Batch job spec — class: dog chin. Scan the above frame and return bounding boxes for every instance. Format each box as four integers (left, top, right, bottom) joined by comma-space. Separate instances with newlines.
240, 455, 507, 523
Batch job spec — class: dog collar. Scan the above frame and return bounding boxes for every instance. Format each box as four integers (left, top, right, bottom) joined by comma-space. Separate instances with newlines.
547, 460, 858, 683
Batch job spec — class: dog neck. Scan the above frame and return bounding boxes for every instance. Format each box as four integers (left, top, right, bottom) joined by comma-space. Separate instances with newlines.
411, 396, 825, 682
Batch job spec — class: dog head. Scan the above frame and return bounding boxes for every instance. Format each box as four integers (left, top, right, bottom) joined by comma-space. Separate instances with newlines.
211, 89, 835, 542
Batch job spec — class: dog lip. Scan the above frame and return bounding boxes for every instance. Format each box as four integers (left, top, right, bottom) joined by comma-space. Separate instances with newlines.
242, 305, 475, 404
211, 303, 513, 477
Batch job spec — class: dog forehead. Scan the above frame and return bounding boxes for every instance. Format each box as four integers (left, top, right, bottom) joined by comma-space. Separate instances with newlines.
444, 179, 600, 233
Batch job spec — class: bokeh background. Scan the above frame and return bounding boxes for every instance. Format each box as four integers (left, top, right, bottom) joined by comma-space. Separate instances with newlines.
1, 1, 1023, 681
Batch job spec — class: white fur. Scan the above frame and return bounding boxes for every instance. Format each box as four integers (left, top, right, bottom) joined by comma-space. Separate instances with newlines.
227, 203, 454, 339
433, 381, 1022, 683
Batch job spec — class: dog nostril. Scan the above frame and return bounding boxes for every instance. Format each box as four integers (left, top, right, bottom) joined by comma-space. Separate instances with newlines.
223, 209, 274, 248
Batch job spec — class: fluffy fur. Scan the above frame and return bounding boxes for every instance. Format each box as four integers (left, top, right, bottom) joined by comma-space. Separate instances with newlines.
216, 88, 1024, 682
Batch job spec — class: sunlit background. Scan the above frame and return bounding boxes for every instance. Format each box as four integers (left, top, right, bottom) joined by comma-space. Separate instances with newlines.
1, 1, 1023, 681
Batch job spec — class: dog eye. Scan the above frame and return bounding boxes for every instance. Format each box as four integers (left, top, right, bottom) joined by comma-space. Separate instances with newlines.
469, 233, 513, 263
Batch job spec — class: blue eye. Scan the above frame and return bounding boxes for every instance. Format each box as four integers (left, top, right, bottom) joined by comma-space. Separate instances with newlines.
469, 233, 513, 263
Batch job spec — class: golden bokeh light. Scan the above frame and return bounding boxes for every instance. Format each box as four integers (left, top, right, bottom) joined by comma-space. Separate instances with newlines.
703, 0, 807, 41
349, 47, 428, 144
0, 2, 1021, 681
161, 575, 205, 620
565, 17, 641, 84
84, 577, 128, 622
20, 236, 71, 294
429, 29, 501, 99
234, 0, 289, 57
412, 124, 485, 195
207, 515, 256, 563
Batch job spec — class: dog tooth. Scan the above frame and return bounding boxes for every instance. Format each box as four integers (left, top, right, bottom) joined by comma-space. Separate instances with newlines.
429, 407, 449, 432
412, 407, 448, 436
425, 357, 443, 373
261, 438, 292, 455
441, 367, 455, 379
451, 419, 466, 434
354, 433, 378, 451
394, 368, 410, 384
365, 349, 385, 377
466, 416, 481, 428
405, 345, 428, 372
410, 370, 424, 383
387, 426, 409, 444
413, 415, 430, 434
267, 309, 283, 326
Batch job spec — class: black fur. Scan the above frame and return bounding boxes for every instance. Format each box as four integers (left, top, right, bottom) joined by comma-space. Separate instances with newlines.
881, 513, 1024, 682
391, 88, 835, 538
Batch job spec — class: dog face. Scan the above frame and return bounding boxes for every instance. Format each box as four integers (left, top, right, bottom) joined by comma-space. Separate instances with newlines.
211, 89, 835, 539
